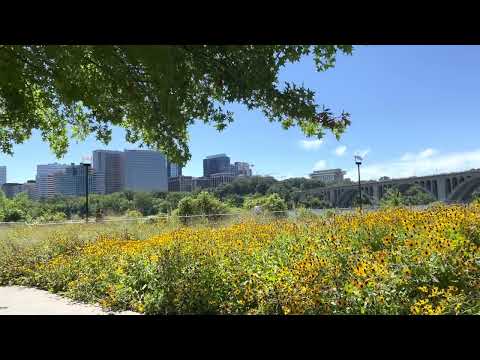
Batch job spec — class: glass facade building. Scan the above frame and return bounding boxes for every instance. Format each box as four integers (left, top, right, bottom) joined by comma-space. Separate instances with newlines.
93, 150, 124, 194
203, 154, 231, 178
123, 150, 168, 192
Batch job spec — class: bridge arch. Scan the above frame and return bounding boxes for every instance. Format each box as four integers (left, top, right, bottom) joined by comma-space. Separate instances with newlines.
452, 177, 458, 190
448, 177, 480, 202
391, 181, 437, 201
337, 189, 378, 208
446, 179, 452, 196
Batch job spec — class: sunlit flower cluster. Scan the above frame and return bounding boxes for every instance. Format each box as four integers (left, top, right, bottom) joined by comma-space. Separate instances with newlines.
4, 203, 480, 314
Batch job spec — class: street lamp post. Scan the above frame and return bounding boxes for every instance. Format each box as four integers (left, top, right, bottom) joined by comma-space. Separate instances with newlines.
355, 156, 363, 211
81, 162, 91, 223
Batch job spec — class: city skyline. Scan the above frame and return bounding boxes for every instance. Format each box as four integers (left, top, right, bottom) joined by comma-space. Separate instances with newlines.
2, 46, 480, 183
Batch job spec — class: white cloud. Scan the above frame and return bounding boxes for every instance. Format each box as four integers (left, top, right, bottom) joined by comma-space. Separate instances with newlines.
400, 152, 414, 161
345, 148, 480, 181
299, 139, 323, 150
419, 148, 437, 158
313, 160, 327, 171
401, 148, 437, 161
334, 145, 347, 156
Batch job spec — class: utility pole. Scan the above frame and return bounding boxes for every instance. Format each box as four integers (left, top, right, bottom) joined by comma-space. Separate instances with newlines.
355, 156, 363, 211
81, 161, 91, 223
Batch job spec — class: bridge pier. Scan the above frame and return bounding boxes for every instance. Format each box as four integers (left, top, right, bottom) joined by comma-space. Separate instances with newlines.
437, 178, 447, 201
373, 184, 380, 202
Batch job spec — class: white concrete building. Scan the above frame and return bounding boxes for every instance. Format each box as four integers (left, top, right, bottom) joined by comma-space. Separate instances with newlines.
123, 149, 168, 192
310, 168, 346, 184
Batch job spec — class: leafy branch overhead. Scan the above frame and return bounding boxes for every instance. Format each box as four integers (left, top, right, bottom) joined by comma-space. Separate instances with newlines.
0, 45, 353, 165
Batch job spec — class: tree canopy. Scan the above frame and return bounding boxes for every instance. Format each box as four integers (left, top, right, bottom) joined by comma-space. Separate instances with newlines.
0, 45, 352, 164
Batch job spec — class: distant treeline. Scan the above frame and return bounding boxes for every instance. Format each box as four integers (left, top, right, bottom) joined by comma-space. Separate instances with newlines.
0, 175, 457, 223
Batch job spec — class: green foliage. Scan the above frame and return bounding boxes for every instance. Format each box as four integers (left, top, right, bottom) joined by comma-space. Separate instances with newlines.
153, 192, 190, 214
34, 211, 67, 224
267, 177, 326, 204
133, 192, 155, 216
244, 193, 288, 213
403, 184, 436, 205
0, 192, 34, 222
176, 192, 229, 219
213, 175, 328, 209
380, 188, 405, 208
295, 207, 318, 220
351, 192, 373, 207
0, 45, 352, 164
213, 176, 277, 199
224, 194, 244, 208
381, 184, 436, 208
468, 187, 480, 203
126, 209, 143, 218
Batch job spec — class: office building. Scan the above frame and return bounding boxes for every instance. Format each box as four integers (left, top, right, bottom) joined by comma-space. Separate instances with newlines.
203, 154, 231, 178
53, 163, 101, 197
93, 150, 124, 194
233, 162, 252, 177
210, 172, 235, 188
0, 166, 6, 186
1, 183, 23, 198
36, 163, 69, 199
167, 160, 182, 178
168, 176, 193, 192
123, 149, 168, 192
22, 180, 37, 200
192, 177, 211, 191
310, 168, 346, 184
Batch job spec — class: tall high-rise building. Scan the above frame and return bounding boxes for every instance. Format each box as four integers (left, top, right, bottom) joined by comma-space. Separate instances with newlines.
233, 162, 252, 177
123, 149, 168, 192
36, 163, 69, 199
167, 160, 182, 178
93, 150, 124, 194
0, 166, 6, 186
54, 163, 101, 196
203, 154, 231, 178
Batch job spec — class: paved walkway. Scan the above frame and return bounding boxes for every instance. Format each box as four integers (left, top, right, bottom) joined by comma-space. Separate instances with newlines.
0, 286, 139, 315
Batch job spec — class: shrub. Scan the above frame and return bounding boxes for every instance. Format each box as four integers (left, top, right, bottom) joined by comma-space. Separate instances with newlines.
324, 209, 336, 219
126, 210, 143, 218
380, 188, 405, 208
295, 207, 318, 220
35, 211, 67, 224
244, 193, 287, 216
176, 192, 229, 221
404, 184, 436, 206
2, 207, 27, 222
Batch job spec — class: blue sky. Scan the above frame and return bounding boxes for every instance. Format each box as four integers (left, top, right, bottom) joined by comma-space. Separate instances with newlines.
2, 45, 480, 183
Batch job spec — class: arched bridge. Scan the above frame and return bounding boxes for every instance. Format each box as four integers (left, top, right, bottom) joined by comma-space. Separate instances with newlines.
304, 169, 480, 207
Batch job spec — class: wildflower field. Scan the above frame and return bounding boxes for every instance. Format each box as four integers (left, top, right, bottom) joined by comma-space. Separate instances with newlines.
1, 204, 479, 315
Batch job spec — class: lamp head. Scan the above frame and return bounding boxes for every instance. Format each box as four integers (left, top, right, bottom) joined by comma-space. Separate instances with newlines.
81, 155, 92, 166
